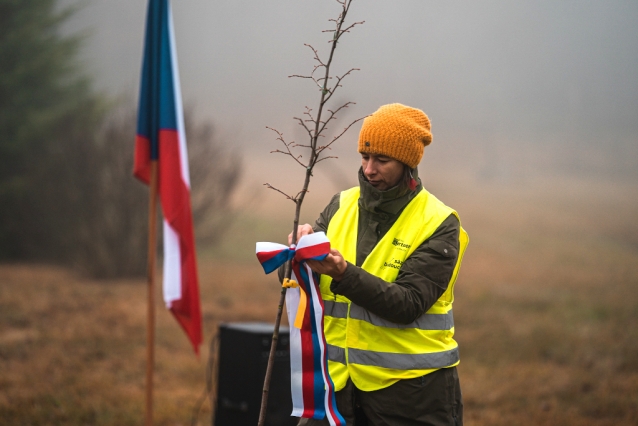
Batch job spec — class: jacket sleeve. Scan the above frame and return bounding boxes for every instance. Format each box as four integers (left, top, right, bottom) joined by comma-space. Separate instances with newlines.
330, 214, 461, 324
313, 193, 340, 233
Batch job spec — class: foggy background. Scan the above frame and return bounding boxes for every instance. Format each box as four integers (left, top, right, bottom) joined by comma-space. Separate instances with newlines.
3, 1, 638, 423
63, 0, 638, 204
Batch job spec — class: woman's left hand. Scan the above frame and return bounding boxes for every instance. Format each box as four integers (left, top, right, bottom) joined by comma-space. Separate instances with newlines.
306, 248, 347, 281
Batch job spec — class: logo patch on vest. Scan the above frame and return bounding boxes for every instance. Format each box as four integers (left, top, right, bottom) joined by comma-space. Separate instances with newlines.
392, 238, 411, 251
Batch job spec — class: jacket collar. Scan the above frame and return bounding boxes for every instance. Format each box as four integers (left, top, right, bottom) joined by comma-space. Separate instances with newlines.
358, 167, 422, 216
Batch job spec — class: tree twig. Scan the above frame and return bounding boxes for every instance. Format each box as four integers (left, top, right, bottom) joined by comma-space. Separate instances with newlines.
266, 126, 308, 168
263, 183, 297, 202
316, 115, 367, 160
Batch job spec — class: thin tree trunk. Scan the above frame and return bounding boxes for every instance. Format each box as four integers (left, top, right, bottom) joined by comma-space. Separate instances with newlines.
258, 1, 362, 424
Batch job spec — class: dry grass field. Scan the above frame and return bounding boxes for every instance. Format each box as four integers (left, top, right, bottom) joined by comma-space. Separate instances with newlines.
1, 172, 637, 425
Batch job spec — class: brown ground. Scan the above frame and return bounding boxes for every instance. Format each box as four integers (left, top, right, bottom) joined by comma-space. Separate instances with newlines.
1, 172, 637, 425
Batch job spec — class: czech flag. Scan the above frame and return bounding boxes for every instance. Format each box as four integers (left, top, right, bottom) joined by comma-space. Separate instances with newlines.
134, 0, 202, 354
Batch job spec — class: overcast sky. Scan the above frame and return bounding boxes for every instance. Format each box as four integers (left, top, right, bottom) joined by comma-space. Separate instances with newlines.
64, 0, 638, 188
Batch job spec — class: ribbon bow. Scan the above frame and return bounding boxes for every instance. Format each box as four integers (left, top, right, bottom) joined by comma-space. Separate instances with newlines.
256, 233, 330, 328
256, 232, 344, 425
256, 232, 330, 274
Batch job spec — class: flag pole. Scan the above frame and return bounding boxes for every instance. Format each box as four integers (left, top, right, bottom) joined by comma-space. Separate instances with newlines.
145, 160, 159, 426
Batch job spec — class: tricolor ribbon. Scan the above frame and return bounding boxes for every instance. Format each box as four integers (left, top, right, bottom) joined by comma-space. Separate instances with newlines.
256, 232, 345, 425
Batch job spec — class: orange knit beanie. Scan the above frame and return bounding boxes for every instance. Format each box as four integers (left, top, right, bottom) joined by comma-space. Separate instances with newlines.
358, 103, 432, 168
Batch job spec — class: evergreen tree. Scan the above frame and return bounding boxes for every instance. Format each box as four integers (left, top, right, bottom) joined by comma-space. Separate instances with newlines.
0, 0, 104, 258
0, 0, 241, 276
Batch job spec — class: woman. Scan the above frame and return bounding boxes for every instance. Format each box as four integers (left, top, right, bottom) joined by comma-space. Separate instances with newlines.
293, 103, 469, 426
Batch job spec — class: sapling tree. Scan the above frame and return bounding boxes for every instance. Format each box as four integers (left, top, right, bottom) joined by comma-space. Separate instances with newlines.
258, 0, 363, 424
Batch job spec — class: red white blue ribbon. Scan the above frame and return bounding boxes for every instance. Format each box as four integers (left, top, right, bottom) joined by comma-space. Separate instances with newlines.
256, 232, 344, 425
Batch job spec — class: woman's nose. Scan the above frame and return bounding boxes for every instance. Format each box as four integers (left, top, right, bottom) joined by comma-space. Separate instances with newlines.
364, 161, 376, 176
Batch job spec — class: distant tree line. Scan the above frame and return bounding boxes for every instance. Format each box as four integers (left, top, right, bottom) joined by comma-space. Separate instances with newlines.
0, 0, 241, 278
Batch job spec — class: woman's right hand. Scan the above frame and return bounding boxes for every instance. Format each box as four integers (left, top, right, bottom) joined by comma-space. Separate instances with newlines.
288, 223, 314, 245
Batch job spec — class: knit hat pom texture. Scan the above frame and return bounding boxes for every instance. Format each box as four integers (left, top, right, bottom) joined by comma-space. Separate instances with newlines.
358, 103, 432, 168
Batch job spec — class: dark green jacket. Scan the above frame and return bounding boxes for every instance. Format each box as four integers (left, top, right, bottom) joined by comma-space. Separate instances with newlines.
316, 168, 460, 325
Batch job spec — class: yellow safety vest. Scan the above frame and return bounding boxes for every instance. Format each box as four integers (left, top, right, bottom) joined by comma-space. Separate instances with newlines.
320, 186, 469, 392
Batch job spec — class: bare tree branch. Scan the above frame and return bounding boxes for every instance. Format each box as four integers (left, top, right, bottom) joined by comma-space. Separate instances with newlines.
315, 115, 367, 161
288, 74, 314, 80
315, 155, 339, 164
318, 101, 355, 135
263, 183, 297, 202
266, 126, 307, 168
304, 43, 325, 67
326, 20, 365, 38
294, 188, 309, 199
303, 106, 316, 124
294, 116, 314, 139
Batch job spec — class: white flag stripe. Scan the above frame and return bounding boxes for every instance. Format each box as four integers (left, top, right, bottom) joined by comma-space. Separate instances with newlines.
163, 220, 182, 306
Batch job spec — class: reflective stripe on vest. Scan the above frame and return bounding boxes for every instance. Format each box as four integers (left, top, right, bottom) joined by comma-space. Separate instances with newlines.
324, 300, 454, 330
326, 344, 460, 370
320, 186, 469, 392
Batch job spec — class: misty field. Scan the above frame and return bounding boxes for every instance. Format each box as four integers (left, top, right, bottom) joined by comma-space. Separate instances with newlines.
1, 174, 637, 425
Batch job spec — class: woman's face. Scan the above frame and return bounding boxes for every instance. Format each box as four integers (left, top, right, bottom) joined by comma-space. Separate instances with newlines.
361, 153, 404, 191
